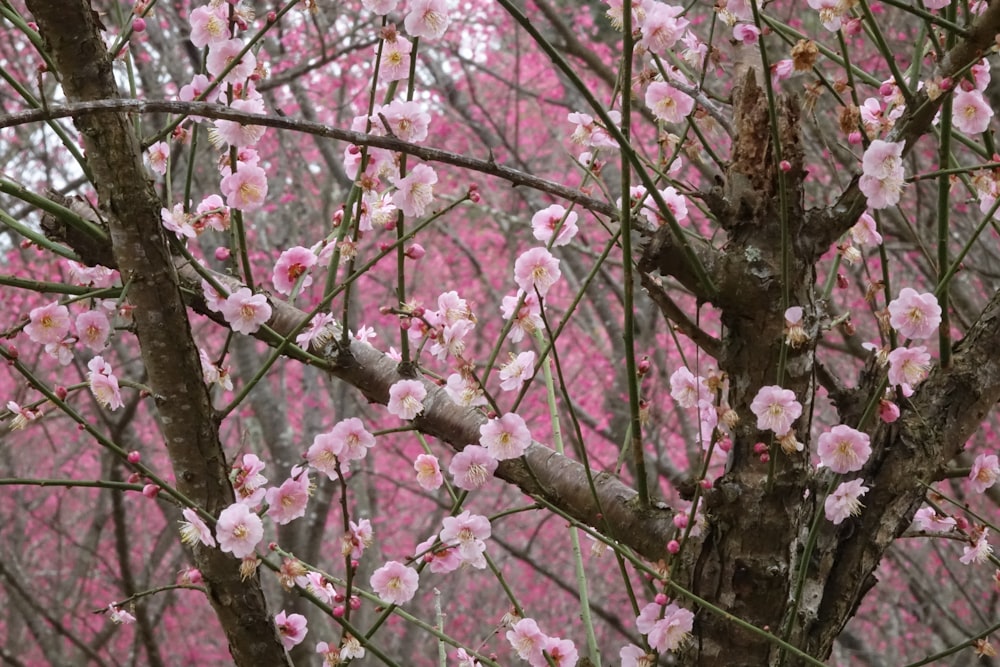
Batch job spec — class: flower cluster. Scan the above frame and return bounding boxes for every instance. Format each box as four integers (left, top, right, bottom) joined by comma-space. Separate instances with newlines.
506, 617, 578, 667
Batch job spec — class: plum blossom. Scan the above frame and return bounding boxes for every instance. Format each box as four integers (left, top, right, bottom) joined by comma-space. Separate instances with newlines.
817, 424, 871, 474
969, 453, 999, 493
439, 511, 491, 568
859, 139, 905, 209
5, 401, 41, 430
404, 0, 450, 39
430, 319, 475, 361
825, 479, 869, 525
669, 367, 709, 409
499, 351, 535, 391
645, 81, 695, 124
415, 533, 463, 573
732, 23, 760, 44
265, 467, 311, 525
295, 312, 336, 350
76, 310, 111, 351
620, 644, 654, 667
887, 345, 931, 389
87, 356, 124, 410
888, 288, 941, 340
960, 528, 993, 565
233, 453, 268, 507
272, 246, 317, 296
414, 453, 444, 490
636, 601, 693, 652
206, 38, 256, 84
274, 610, 308, 650
639, 3, 688, 53
534, 637, 578, 667
501, 291, 543, 342
179, 508, 216, 547
507, 618, 547, 662
147, 141, 170, 175
392, 164, 437, 217
343, 518, 374, 559
387, 379, 427, 420
454, 648, 481, 667
567, 110, 621, 149
952, 88, 993, 135
913, 507, 957, 532
212, 96, 267, 147
377, 100, 431, 143
444, 373, 487, 407
108, 604, 136, 625
189, 4, 229, 47
363, 0, 400, 13
301, 571, 336, 605
379, 34, 411, 81
220, 163, 268, 211
514, 247, 561, 298
531, 204, 579, 246
215, 502, 264, 558
807, 0, 848, 31
25, 301, 71, 346
161, 203, 197, 239
749, 385, 802, 436
449, 445, 498, 490
370, 560, 419, 604
850, 211, 883, 246
480, 413, 531, 460
220, 287, 271, 334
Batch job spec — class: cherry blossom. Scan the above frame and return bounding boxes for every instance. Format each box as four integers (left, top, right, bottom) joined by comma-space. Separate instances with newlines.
439, 511, 491, 568
343, 519, 374, 559
414, 453, 444, 490
620, 644, 654, 667
108, 604, 136, 625
220, 287, 272, 335
179, 508, 216, 547
392, 164, 437, 217
825, 479, 869, 525
531, 204, 579, 247
567, 110, 621, 149
215, 502, 264, 558
387, 379, 427, 420
449, 445, 498, 490
535, 637, 578, 667
479, 413, 531, 460
274, 610, 308, 650
645, 81, 695, 124
749, 385, 802, 436
233, 453, 268, 507
969, 453, 999, 493
369, 560, 419, 605
817, 424, 872, 474
514, 247, 561, 298
454, 648, 482, 667
295, 312, 336, 350
146, 141, 170, 175
807, 0, 848, 31
161, 203, 197, 239
379, 34, 411, 81
888, 288, 941, 340
265, 467, 311, 525
850, 211, 883, 246
212, 96, 267, 148
377, 99, 431, 143
24, 301, 71, 346
5, 401, 41, 430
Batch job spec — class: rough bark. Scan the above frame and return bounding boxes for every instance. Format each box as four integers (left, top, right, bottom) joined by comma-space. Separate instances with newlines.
24, 2, 290, 665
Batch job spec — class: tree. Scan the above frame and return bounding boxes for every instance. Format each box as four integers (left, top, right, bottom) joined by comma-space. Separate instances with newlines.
1, 0, 999, 665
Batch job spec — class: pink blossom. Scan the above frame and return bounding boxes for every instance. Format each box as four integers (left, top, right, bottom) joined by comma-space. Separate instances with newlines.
807, 0, 846, 30
620, 644, 653, 667
913, 507, 956, 532
220, 287, 271, 335
449, 445, 498, 490
878, 399, 900, 423
147, 141, 170, 175
363, 0, 400, 13
212, 96, 267, 147
370, 560, 419, 605
507, 618, 547, 662
480, 413, 531, 460
817, 424, 871, 474
454, 648, 481, 667
825, 479, 869, 525
108, 604, 136, 625
201, 278, 227, 313
436, 291, 472, 326
952, 88, 993, 135
25, 301, 71, 346
206, 38, 256, 84
850, 211, 882, 246
66, 260, 117, 288
392, 164, 437, 217
639, 3, 688, 53
430, 319, 475, 361
444, 373, 487, 407
233, 453, 268, 507
960, 528, 993, 565
179, 508, 216, 547
301, 571, 336, 604
749, 385, 802, 436
732, 23, 760, 44
189, 4, 229, 48
379, 35, 411, 81
161, 203, 196, 239
887, 346, 931, 389
335, 417, 376, 461
414, 454, 444, 491
567, 110, 621, 149
499, 351, 535, 392
440, 511, 490, 568
636, 602, 693, 652
307, 429, 344, 480
343, 518, 374, 559
888, 288, 941, 340
265, 467, 311, 525
272, 246, 317, 296
87, 356, 124, 410
645, 81, 695, 124
274, 610, 308, 650
923, 0, 950, 7
514, 247, 561, 298
969, 453, 999, 493
5, 401, 41, 430
771, 59, 794, 87
859, 140, 905, 209
501, 291, 543, 342
415, 534, 463, 574
404, 0, 450, 40
76, 310, 111, 351
387, 379, 427, 420
377, 100, 431, 143
531, 204, 579, 247
220, 163, 268, 211
669, 367, 708, 409
215, 502, 264, 558
295, 312, 336, 350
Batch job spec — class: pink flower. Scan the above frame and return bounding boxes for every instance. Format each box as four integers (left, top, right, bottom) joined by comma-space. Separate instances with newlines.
179, 508, 217, 547
501, 291, 543, 342
430, 319, 475, 361
87, 356, 124, 410
444, 373, 487, 407
272, 246, 317, 296
387, 379, 427, 420
212, 96, 267, 148
669, 367, 708, 409
480, 413, 531, 460
454, 648, 481, 667
807, 0, 847, 30
334, 417, 376, 461
749, 385, 802, 436
567, 110, 621, 149
161, 203, 197, 239
645, 81, 694, 124
363, 0, 400, 13
960, 528, 993, 565
913, 507, 956, 533
220, 287, 271, 335
414, 454, 443, 490
379, 35, 411, 82
220, 163, 268, 211
887, 345, 931, 389
952, 88, 993, 134
195, 194, 230, 232
620, 644, 653, 667
440, 511, 491, 568
636, 602, 693, 652
850, 211, 883, 246
639, 2, 688, 53
534, 637, 578, 667
514, 247, 561, 298
343, 518, 374, 559
888, 288, 941, 340
824, 479, 869, 525
295, 312, 336, 350
404, 0, 450, 40
147, 141, 170, 175
265, 467, 311, 525
76, 310, 111, 351
25, 301, 71, 346
233, 454, 268, 507
507, 618, 547, 662
215, 502, 264, 558
274, 610, 308, 650
449, 445, 498, 490
5, 401, 41, 430
392, 164, 437, 217
817, 424, 871, 474
307, 429, 344, 480
189, 4, 229, 48
108, 604, 136, 625
499, 351, 535, 392
859, 140, 905, 210
531, 204, 579, 246
206, 38, 256, 84
969, 453, 999, 493
732, 23, 760, 44
377, 99, 431, 143
370, 560, 419, 605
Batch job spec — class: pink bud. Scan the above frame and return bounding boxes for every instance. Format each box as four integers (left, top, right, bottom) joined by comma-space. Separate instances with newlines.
378, 242, 393, 253
55, 386, 68, 400
753, 442, 768, 455
836, 273, 849, 289
637, 356, 651, 375
673, 514, 688, 529
954, 516, 970, 531
759, 452, 770, 463
127, 472, 142, 484
333, 606, 345, 617
132, 17, 146, 32
879, 82, 895, 97
215, 247, 231, 261
654, 592, 669, 605
405, 243, 426, 260
878, 399, 900, 423
6, 345, 17, 359
718, 436, 732, 452
142, 484, 160, 498
127, 451, 141, 464
848, 131, 862, 145
349, 596, 361, 610
267, 10, 277, 22
700, 478, 713, 489
667, 540, 681, 554
779, 160, 791, 172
